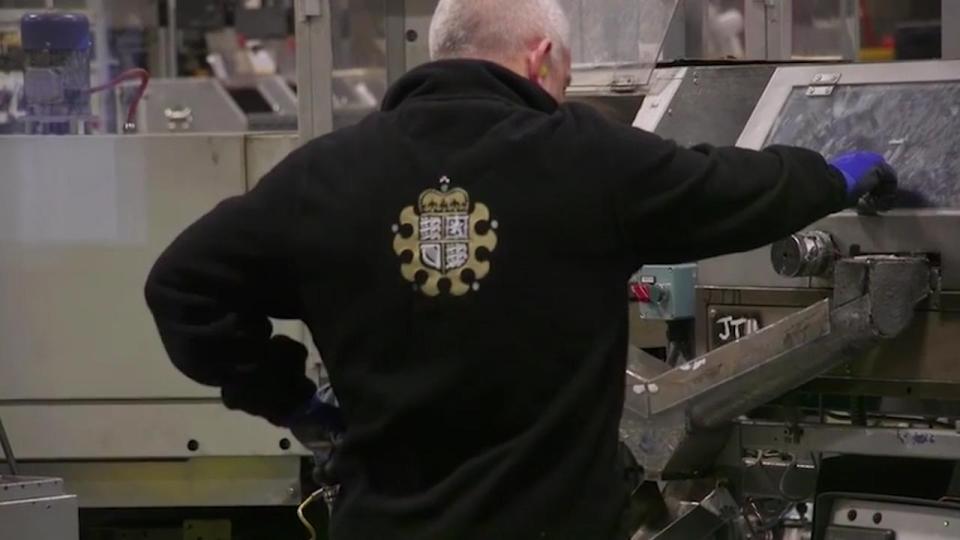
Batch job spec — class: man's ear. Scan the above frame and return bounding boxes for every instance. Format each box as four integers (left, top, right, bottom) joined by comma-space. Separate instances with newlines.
525, 38, 554, 84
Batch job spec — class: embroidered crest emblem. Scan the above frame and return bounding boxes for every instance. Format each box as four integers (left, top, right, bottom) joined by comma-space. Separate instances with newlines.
392, 176, 498, 296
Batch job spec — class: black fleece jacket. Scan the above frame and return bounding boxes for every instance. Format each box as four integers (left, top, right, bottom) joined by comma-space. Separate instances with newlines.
145, 59, 847, 539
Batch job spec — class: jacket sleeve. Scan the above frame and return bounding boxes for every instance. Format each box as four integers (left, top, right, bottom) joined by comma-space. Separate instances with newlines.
144, 149, 316, 425
584, 114, 848, 265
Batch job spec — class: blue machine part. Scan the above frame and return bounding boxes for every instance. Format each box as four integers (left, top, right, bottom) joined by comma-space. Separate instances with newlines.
629, 264, 697, 321
20, 13, 92, 134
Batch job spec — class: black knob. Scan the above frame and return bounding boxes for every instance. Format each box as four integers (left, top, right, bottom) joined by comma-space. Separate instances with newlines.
771, 231, 837, 277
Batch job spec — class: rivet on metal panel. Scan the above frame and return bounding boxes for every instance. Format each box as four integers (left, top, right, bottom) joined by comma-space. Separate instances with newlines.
648, 383, 660, 394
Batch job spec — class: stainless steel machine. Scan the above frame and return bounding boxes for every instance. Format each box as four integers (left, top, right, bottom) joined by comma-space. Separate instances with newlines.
624, 59, 960, 540
0, 417, 79, 540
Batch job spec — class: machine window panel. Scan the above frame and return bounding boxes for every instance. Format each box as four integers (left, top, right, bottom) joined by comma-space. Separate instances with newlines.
559, 0, 680, 85
765, 82, 960, 208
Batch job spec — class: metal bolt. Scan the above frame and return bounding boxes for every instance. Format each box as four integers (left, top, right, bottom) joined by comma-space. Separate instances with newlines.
648, 383, 660, 394
847, 509, 858, 522
406, 29, 419, 42
632, 385, 645, 395
814, 74, 823, 82
873, 512, 882, 525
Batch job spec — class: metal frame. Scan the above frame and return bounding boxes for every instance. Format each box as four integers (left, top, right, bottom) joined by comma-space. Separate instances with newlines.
166, 0, 179, 78
631, 67, 687, 131
738, 60, 960, 149
295, 0, 334, 143
0, 476, 78, 540
624, 256, 930, 479
735, 421, 960, 461
697, 287, 960, 399
403, 0, 438, 76
384, 0, 439, 86
745, 0, 793, 61
945, 0, 960, 60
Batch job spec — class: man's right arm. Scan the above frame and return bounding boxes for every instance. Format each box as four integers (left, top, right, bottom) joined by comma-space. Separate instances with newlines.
590, 119, 850, 265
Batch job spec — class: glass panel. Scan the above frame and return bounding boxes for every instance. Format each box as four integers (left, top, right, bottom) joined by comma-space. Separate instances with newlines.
792, 0, 858, 60
766, 82, 960, 208
329, 0, 386, 129
702, 0, 746, 60
560, 0, 680, 86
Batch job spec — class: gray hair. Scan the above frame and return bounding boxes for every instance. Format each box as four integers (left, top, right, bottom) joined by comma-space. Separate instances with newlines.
429, 0, 571, 62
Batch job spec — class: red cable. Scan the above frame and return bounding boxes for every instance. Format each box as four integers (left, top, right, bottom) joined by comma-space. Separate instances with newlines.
88, 68, 150, 128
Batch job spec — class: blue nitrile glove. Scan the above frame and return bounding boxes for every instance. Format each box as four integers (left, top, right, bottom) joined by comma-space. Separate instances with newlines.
829, 151, 899, 215
288, 384, 345, 449
288, 384, 344, 486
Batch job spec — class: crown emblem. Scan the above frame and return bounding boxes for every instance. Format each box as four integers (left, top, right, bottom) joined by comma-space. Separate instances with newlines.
392, 178, 498, 297
419, 188, 470, 214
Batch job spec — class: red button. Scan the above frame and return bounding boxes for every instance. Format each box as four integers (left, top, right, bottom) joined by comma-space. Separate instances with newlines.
629, 283, 652, 303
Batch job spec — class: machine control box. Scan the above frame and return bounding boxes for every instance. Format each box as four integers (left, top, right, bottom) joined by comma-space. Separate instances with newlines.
629, 264, 697, 320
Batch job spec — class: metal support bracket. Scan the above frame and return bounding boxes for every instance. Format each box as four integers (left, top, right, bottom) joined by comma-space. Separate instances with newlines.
745, 0, 793, 60
295, 0, 334, 143
0, 417, 18, 476
623, 256, 931, 480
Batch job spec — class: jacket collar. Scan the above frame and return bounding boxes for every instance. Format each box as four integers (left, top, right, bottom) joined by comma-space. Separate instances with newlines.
381, 59, 559, 113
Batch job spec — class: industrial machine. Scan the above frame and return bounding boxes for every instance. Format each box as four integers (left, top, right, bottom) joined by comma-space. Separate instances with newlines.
4, 0, 960, 538
119, 74, 298, 133
621, 58, 960, 539
0, 417, 79, 540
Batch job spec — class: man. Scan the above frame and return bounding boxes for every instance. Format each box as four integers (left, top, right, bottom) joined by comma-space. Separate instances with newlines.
145, 0, 896, 538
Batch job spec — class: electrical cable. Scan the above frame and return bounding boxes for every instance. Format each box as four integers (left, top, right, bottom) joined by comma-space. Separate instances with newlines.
297, 487, 325, 540
87, 68, 150, 130
754, 451, 817, 503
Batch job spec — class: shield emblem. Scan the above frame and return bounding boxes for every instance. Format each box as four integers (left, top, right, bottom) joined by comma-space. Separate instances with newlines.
393, 182, 499, 297
417, 211, 471, 272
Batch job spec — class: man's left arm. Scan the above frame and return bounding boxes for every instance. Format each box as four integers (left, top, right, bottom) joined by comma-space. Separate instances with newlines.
144, 150, 316, 426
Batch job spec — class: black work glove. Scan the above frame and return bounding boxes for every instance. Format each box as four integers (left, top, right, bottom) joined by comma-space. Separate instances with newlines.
220, 335, 317, 426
